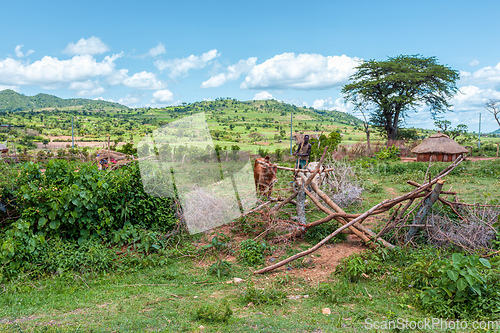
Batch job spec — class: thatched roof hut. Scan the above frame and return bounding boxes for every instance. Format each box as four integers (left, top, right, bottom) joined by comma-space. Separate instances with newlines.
411, 133, 468, 162
0, 143, 8, 153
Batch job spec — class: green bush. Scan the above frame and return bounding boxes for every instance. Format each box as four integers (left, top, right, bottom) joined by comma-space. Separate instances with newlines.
305, 221, 347, 245
240, 282, 286, 306
194, 300, 233, 323
238, 239, 267, 267
309, 132, 341, 161
334, 253, 382, 282
208, 260, 232, 278
0, 160, 177, 281
417, 253, 500, 319
315, 278, 353, 304
374, 145, 400, 160
364, 247, 500, 320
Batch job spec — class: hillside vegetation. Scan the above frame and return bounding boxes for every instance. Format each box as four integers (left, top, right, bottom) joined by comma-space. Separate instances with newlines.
0, 89, 127, 112
0, 95, 368, 154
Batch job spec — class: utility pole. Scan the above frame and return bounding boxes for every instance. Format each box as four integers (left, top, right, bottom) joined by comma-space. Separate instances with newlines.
71, 116, 74, 149
290, 112, 293, 155
478, 113, 481, 149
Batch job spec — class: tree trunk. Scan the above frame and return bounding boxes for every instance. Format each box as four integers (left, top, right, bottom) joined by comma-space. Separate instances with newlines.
386, 126, 398, 147
365, 124, 372, 155
386, 106, 400, 146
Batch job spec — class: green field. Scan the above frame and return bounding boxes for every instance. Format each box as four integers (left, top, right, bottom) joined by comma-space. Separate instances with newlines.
2, 95, 499, 157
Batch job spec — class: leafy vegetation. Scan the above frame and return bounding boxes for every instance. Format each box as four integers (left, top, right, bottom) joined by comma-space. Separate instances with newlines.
194, 300, 233, 323
238, 239, 267, 267
0, 160, 176, 281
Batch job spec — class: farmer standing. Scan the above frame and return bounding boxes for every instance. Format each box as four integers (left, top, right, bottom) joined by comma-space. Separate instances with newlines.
293, 134, 311, 169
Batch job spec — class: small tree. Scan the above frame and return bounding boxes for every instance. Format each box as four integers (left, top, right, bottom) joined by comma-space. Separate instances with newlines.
434, 120, 468, 139
230, 145, 240, 160
485, 99, 500, 128
351, 102, 372, 154
249, 132, 264, 143
309, 132, 341, 161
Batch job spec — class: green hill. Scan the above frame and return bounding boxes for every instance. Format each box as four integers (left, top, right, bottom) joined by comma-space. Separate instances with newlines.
492, 127, 500, 134
159, 98, 363, 127
0, 89, 128, 112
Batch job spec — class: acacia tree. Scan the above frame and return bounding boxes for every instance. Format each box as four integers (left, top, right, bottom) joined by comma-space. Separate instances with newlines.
342, 55, 460, 144
434, 120, 468, 139
485, 99, 500, 127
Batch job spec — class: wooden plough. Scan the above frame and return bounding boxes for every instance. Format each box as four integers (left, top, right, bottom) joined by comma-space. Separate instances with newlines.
253, 148, 466, 274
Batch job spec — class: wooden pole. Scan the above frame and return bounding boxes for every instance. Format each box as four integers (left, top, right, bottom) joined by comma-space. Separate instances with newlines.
405, 179, 445, 242
296, 180, 306, 225
254, 200, 387, 274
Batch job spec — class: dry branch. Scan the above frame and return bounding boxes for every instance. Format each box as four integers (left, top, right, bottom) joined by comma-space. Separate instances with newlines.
254, 199, 390, 274
254, 156, 465, 274
303, 187, 375, 247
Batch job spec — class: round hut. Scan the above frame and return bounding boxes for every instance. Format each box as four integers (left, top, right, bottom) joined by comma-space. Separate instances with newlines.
0, 143, 8, 154
411, 133, 469, 162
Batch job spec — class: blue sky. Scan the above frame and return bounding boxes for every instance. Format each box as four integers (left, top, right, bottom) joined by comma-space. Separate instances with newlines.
1, 0, 500, 132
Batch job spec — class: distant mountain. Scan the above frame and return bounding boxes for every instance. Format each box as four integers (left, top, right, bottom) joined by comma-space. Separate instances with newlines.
492, 127, 500, 134
0, 89, 128, 112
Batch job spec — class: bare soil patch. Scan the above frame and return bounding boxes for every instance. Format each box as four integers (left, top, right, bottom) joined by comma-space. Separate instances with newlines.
268, 238, 366, 283
197, 222, 368, 284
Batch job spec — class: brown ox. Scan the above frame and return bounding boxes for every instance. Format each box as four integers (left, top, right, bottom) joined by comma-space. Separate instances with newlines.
254, 156, 277, 197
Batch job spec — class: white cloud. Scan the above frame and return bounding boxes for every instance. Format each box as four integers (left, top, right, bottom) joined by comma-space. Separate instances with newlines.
469, 59, 479, 66
253, 91, 274, 100
0, 54, 121, 86
155, 49, 219, 77
64, 36, 109, 55
149, 43, 166, 57
15, 45, 34, 58
402, 85, 500, 132
152, 89, 174, 103
107, 68, 128, 85
452, 85, 500, 111
0, 85, 19, 92
68, 80, 105, 96
123, 71, 164, 90
107, 69, 164, 90
201, 57, 257, 88
313, 97, 350, 113
460, 62, 500, 85
117, 94, 142, 107
241, 53, 360, 90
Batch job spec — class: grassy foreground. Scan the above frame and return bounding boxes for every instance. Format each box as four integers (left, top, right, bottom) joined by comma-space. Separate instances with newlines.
0, 248, 427, 333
